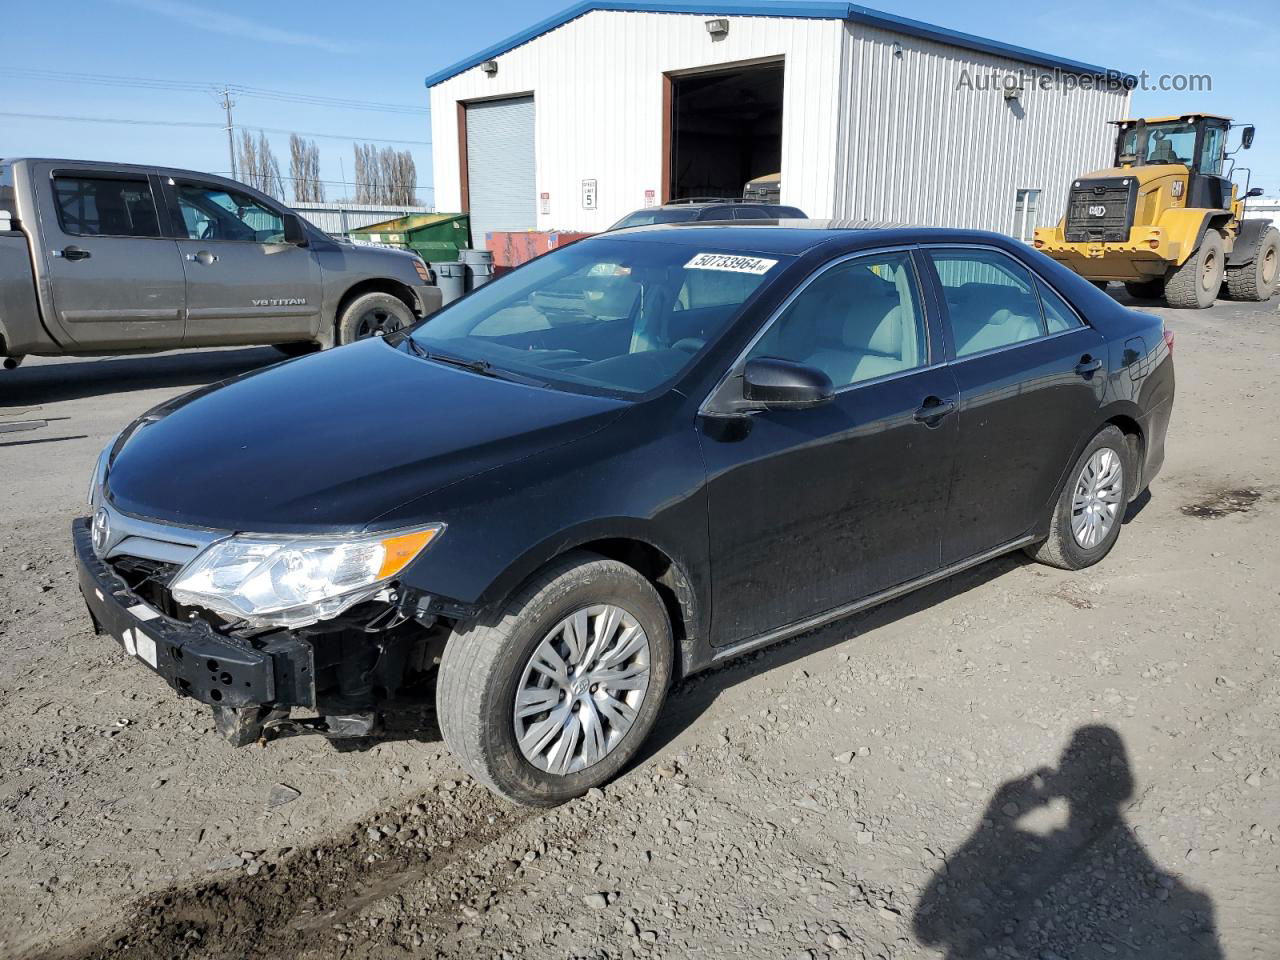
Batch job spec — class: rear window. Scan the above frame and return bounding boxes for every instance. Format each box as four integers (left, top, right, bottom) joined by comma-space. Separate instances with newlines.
53, 175, 162, 238
610, 208, 701, 229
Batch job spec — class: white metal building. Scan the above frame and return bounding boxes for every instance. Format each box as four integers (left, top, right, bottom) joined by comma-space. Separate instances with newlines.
427, 1, 1134, 245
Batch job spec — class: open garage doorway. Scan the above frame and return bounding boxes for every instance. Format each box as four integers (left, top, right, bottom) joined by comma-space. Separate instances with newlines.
665, 61, 783, 202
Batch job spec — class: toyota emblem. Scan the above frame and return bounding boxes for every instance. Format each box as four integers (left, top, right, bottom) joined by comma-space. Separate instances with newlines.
91, 507, 111, 556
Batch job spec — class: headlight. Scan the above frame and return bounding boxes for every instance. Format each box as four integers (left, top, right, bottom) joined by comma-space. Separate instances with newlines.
88, 436, 115, 506
170, 524, 443, 629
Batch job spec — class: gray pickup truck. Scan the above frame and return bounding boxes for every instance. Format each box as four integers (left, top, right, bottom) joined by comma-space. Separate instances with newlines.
0, 158, 442, 368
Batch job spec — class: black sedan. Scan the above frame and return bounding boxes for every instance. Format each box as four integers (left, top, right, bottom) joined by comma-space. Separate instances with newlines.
75, 223, 1174, 805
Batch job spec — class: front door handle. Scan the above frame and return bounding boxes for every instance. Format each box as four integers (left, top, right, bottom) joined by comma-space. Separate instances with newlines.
54, 246, 91, 261
913, 397, 957, 425
1075, 355, 1103, 376
184, 251, 219, 264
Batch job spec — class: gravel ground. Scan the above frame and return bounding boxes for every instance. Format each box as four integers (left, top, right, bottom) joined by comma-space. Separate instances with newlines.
2, 296, 1278, 960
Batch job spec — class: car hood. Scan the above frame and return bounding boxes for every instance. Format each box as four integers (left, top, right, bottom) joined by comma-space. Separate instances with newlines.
105, 338, 627, 531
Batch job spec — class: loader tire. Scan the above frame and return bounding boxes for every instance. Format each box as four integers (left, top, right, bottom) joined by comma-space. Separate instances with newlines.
1164, 230, 1224, 308
1224, 226, 1279, 301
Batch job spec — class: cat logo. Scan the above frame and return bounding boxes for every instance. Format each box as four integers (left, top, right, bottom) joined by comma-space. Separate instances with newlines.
251, 298, 307, 306
1087, 205, 1108, 217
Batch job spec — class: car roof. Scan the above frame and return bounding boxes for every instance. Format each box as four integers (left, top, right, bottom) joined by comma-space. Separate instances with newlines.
600, 219, 1023, 256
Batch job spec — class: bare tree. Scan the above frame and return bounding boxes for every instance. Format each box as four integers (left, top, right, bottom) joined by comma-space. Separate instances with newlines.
237, 131, 283, 200
289, 134, 324, 203
352, 142, 417, 205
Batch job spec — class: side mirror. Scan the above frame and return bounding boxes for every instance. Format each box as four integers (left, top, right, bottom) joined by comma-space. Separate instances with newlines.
282, 213, 309, 246
1241, 125, 1255, 150
1246, 186, 1264, 198
743, 357, 834, 409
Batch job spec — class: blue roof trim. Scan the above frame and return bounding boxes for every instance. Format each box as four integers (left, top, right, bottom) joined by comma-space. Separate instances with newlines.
423, 1, 1136, 88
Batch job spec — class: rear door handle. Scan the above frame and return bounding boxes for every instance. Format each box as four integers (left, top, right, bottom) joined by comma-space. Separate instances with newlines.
1075, 355, 1103, 376
54, 246, 91, 261
185, 251, 219, 264
913, 397, 957, 425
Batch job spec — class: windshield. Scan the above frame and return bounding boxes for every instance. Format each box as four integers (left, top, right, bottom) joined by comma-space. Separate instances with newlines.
1117, 121, 1197, 167
410, 238, 788, 396
609, 208, 701, 229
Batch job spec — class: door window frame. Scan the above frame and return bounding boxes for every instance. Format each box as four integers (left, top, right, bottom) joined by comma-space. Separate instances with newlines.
918, 243, 1090, 364
700, 244, 945, 415
48, 169, 167, 240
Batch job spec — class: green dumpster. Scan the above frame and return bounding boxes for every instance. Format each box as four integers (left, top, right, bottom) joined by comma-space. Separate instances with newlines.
348, 213, 471, 264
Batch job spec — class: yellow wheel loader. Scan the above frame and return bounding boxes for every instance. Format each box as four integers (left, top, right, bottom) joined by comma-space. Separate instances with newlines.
1034, 114, 1278, 308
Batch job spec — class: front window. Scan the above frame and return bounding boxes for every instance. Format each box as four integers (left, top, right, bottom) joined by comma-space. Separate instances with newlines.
1117, 121, 1197, 167
176, 183, 284, 243
411, 238, 788, 396
746, 251, 927, 387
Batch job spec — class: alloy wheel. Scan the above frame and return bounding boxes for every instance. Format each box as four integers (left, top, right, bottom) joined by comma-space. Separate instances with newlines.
1071, 448, 1124, 549
355, 307, 404, 339
514, 604, 651, 775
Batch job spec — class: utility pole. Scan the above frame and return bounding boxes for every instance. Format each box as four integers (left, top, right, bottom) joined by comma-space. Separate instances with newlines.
219, 86, 237, 180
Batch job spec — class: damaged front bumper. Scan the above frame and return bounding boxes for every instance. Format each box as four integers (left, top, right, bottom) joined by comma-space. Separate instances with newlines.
73, 518, 315, 711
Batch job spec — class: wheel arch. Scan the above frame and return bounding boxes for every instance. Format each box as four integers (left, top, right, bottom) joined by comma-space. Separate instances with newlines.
1103, 411, 1145, 496
333, 278, 419, 333
466, 523, 703, 679
1036, 409, 1146, 541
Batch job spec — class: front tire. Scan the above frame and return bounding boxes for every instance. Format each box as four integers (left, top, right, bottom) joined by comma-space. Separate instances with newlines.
437, 552, 673, 806
1165, 230, 1225, 308
1025, 426, 1130, 570
337, 292, 416, 346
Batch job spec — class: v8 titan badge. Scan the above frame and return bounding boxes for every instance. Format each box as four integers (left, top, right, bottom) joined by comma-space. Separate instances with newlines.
685, 253, 779, 275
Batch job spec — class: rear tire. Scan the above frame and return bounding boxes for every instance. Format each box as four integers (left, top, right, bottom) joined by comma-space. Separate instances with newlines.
337, 292, 416, 346
1025, 425, 1131, 571
437, 552, 673, 806
1165, 230, 1224, 308
1124, 279, 1165, 300
1225, 226, 1280, 301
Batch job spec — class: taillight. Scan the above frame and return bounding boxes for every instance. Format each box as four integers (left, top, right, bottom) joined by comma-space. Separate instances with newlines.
1163, 327, 1175, 356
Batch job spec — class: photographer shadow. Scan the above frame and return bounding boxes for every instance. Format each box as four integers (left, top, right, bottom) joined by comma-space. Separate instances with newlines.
913, 725, 1222, 959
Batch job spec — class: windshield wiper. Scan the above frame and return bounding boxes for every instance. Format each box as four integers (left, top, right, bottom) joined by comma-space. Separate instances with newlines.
403, 338, 547, 387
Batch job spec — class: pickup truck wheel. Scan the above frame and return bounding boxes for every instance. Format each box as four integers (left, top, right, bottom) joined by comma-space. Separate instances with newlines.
1165, 230, 1225, 308
1025, 425, 1130, 570
1225, 226, 1280, 301
437, 552, 673, 806
338, 292, 415, 345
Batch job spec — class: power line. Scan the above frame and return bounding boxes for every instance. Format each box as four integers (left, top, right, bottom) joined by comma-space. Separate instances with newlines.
0, 110, 431, 146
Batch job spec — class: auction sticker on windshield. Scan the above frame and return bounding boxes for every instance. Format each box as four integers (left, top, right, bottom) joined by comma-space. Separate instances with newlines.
685, 253, 778, 275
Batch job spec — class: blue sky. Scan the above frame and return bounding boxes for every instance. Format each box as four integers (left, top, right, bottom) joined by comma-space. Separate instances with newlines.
2, 0, 1277, 207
